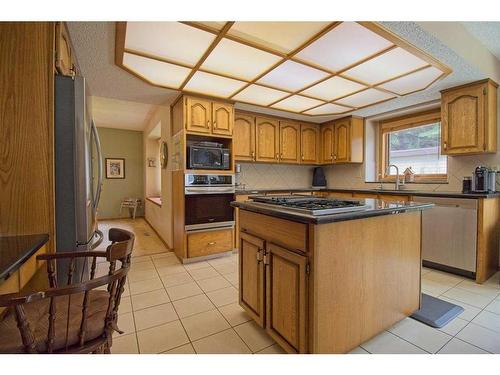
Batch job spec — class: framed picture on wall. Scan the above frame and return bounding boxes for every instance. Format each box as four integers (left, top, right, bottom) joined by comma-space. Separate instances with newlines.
105, 158, 125, 179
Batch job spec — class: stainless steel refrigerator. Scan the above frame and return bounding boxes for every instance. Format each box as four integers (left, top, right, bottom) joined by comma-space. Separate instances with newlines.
54, 76, 103, 264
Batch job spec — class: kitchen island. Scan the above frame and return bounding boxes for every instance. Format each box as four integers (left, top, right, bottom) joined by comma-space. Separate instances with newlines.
231, 197, 433, 354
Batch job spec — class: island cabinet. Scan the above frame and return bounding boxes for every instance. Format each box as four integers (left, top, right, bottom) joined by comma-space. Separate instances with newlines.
184, 96, 234, 136
236, 207, 422, 353
441, 79, 497, 155
300, 123, 319, 164
320, 116, 364, 164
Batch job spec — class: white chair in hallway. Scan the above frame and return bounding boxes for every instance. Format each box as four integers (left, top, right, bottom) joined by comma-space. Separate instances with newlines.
120, 198, 142, 219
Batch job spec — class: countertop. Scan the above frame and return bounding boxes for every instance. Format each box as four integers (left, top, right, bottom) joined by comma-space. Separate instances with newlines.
0, 234, 49, 281
231, 198, 434, 224
235, 187, 500, 199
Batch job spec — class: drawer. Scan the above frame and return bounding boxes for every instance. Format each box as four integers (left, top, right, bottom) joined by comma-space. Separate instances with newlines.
19, 245, 47, 289
378, 194, 410, 202
239, 210, 308, 253
326, 192, 353, 198
352, 193, 379, 199
187, 228, 234, 258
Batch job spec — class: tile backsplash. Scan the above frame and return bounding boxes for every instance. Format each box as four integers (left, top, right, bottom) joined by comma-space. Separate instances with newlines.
236, 163, 314, 190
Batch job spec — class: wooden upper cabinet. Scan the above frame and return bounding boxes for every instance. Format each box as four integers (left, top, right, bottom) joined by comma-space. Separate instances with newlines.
239, 232, 266, 327
441, 79, 498, 155
300, 123, 319, 164
266, 243, 308, 353
279, 121, 301, 164
255, 117, 280, 162
334, 120, 350, 162
212, 102, 233, 136
55, 22, 75, 76
186, 97, 212, 134
234, 113, 255, 161
320, 123, 334, 164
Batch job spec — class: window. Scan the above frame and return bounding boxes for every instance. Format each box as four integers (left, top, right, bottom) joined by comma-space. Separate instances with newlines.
379, 109, 447, 182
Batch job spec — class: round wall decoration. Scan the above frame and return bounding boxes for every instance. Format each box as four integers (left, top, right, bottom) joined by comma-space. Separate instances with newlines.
160, 141, 168, 169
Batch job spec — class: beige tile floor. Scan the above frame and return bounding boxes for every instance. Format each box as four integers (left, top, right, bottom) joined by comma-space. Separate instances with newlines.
103, 219, 500, 354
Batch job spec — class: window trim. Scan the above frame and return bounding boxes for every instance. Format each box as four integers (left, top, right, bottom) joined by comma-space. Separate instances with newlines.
378, 108, 447, 183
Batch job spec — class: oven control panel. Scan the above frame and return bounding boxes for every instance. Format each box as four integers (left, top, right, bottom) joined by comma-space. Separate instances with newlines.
185, 174, 234, 187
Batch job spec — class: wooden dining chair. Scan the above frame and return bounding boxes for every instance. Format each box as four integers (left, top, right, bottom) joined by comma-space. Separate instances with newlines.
0, 228, 134, 354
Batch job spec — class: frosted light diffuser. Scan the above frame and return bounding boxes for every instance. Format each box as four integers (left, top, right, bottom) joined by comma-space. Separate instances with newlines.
228, 22, 330, 53
257, 60, 329, 91
335, 88, 395, 108
232, 84, 290, 106
272, 95, 324, 112
379, 66, 443, 95
343, 47, 429, 84
184, 71, 246, 97
201, 38, 281, 80
125, 22, 215, 66
117, 21, 451, 116
123, 53, 191, 88
303, 103, 352, 115
295, 22, 393, 72
301, 76, 365, 101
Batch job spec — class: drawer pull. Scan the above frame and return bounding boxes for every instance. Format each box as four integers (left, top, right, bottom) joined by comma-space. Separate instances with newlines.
208, 241, 216, 245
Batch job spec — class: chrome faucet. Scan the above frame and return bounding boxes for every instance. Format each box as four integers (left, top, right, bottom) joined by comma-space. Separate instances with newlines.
386, 164, 400, 190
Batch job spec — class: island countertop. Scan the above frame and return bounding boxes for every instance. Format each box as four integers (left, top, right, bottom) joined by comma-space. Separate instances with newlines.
0, 234, 49, 281
231, 198, 434, 224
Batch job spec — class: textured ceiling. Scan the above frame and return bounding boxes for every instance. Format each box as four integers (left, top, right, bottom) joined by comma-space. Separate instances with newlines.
461, 22, 500, 60
68, 21, 490, 124
92, 96, 156, 130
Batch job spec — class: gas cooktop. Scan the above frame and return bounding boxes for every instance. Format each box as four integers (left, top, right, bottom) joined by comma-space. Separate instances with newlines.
250, 195, 370, 216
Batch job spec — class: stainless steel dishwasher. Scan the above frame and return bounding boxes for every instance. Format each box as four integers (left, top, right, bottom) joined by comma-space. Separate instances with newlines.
413, 196, 477, 278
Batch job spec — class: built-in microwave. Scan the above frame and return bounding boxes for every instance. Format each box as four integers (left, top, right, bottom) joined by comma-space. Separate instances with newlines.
188, 142, 230, 170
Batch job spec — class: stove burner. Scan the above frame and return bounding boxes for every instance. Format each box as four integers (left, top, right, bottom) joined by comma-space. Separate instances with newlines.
250, 195, 370, 216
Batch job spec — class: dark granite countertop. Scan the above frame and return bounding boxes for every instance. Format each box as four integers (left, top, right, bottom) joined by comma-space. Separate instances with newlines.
235, 187, 500, 199
231, 198, 434, 224
0, 234, 49, 281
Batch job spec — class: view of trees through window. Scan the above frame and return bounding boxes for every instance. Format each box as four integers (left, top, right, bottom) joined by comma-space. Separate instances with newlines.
387, 122, 447, 176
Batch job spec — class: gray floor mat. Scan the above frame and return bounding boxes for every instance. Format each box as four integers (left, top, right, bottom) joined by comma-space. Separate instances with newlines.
410, 293, 464, 328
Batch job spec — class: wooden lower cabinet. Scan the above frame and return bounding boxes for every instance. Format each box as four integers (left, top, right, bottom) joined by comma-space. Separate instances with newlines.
239, 232, 266, 327
266, 243, 308, 353
187, 228, 233, 258
239, 230, 309, 353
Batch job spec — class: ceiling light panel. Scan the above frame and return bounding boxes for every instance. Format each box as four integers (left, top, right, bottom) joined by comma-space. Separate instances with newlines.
295, 22, 393, 72
232, 85, 290, 106
184, 71, 246, 98
123, 53, 191, 88
335, 88, 395, 108
125, 22, 215, 66
343, 47, 429, 85
271, 95, 325, 112
378, 66, 443, 95
303, 103, 352, 115
228, 22, 330, 54
257, 60, 329, 91
201, 38, 282, 81
301, 76, 366, 101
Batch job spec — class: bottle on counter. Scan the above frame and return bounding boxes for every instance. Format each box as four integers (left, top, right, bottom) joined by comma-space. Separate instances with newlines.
462, 176, 472, 193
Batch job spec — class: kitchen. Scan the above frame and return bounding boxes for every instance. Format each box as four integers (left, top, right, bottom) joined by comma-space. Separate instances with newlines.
1, 2, 500, 370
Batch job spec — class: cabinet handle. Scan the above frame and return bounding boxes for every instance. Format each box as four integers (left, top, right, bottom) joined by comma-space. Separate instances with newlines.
443, 142, 447, 150
208, 242, 216, 246
207, 121, 210, 127
251, 151, 255, 160
301, 155, 304, 161
333, 154, 337, 160
276, 153, 279, 159
213, 122, 217, 129
256, 250, 263, 263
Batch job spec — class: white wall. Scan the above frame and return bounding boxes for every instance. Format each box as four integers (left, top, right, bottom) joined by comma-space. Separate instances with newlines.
143, 106, 173, 248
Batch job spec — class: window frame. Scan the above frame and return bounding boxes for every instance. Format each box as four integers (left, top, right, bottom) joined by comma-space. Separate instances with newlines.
378, 108, 447, 183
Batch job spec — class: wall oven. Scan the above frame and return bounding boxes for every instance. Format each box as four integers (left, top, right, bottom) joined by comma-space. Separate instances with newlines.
184, 174, 235, 231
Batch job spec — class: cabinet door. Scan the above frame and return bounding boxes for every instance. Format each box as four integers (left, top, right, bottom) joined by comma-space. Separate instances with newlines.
234, 114, 255, 161
55, 22, 75, 76
279, 121, 300, 164
239, 232, 266, 327
441, 84, 485, 154
266, 243, 308, 353
320, 123, 334, 164
255, 117, 279, 162
212, 102, 233, 136
186, 97, 211, 134
334, 120, 351, 162
300, 123, 319, 164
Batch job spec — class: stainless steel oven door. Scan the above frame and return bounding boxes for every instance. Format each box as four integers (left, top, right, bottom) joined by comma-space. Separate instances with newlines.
184, 193, 235, 230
